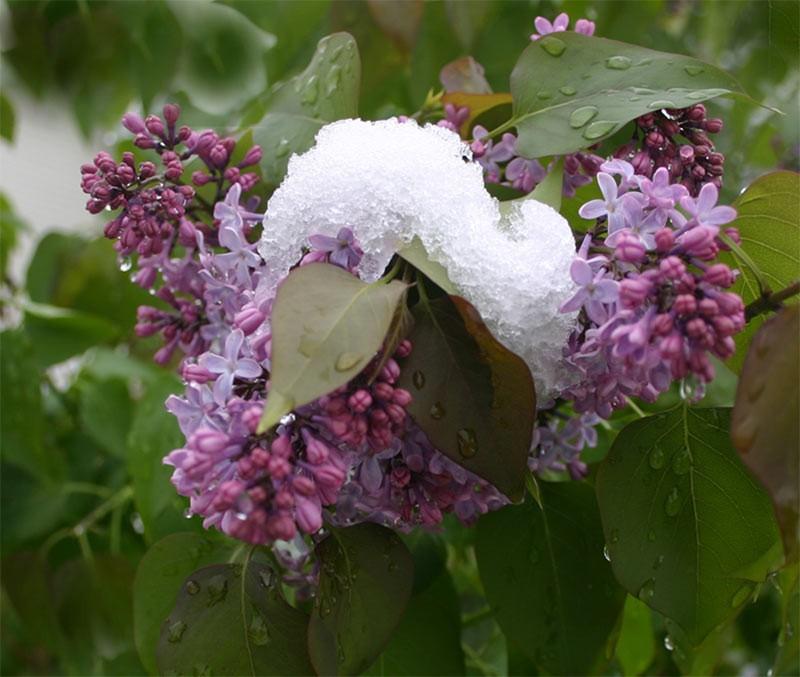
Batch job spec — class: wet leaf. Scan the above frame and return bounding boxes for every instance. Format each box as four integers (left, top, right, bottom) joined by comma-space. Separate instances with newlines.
721, 171, 800, 371
596, 406, 783, 645
475, 482, 626, 674
732, 305, 800, 560
510, 32, 749, 157
156, 558, 312, 676
398, 237, 457, 294
396, 294, 535, 501
309, 523, 414, 676
258, 263, 408, 432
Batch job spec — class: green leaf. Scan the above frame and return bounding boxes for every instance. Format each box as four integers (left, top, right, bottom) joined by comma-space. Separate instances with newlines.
774, 566, 800, 677
721, 171, 800, 372
396, 294, 535, 501
398, 237, 457, 294
510, 32, 748, 158
168, 0, 275, 115
475, 482, 626, 674
127, 374, 190, 542
596, 406, 783, 645
664, 617, 731, 676
156, 557, 313, 676
615, 596, 655, 676
308, 523, 414, 676
23, 302, 119, 367
133, 532, 235, 674
499, 158, 564, 217
732, 305, 800, 560
0, 91, 15, 142
77, 376, 133, 458
251, 33, 361, 188
258, 263, 408, 432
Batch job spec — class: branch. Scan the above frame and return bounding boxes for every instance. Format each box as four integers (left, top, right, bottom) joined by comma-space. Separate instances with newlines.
744, 280, 800, 322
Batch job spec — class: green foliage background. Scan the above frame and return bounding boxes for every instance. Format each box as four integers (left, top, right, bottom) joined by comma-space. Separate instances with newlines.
0, 1, 797, 675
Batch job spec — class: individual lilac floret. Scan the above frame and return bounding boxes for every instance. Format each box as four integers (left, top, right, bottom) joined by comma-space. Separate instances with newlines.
199, 329, 262, 404
578, 172, 641, 233
530, 12, 595, 40
307, 228, 364, 271
560, 258, 619, 325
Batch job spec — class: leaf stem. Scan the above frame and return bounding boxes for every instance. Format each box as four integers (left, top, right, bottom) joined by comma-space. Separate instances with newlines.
461, 605, 494, 627
483, 118, 518, 140
744, 280, 800, 321
719, 231, 770, 295
626, 397, 647, 419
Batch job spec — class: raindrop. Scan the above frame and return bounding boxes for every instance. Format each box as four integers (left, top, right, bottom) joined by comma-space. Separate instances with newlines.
630, 96, 641, 102
630, 87, 656, 95
609, 528, 620, 544
184, 508, 194, 519
457, 428, 478, 458
583, 120, 616, 140
684, 64, 704, 76
638, 578, 656, 601
606, 56, 632, 70
634, 58, 653, 67
664, 635, 675, 651
335, 352, 361, 371
249, 613, 271, 646
559, 85, 577, 96
731, 585, 752, 608
672, 448, 691, 475
259, 570, 274, 588
429, 402, 446, 420
539, 36, 567, 57
603, 545, 611, 562
648, 446, 665, 470
206, 575, 229, 606
569, 105, 599, 128
325, 65, 342, 96
648, 100, 677, 110
301, 75, 319, 105
186, 580, 201, 595
664, 487, 681, 517
412, 370, 426, 390
131, 512, 145, 533
653, 555, 665, 570
119, 257, 133, 272
167, 620, 187, 643
388, 561, 399, 572
537, 89, 553, 100
276, 138, 291, 158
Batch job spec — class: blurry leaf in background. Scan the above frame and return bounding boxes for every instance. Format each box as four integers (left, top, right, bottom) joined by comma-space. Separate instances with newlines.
721, 171, 800, 371
615, 596, 656, 676
439, 56, 493, 94
367, 0, 424, 54
168, 0, 275, 116
249, 32, 361, 190
133, 532, 235, 674
77, 375, 133, 459
732, 305, 800, 561
0, 92, 15, 142
597, 406, 783, 645
476, 483, 626, 675
664, 616, 731, 676
0, 194, 25, 286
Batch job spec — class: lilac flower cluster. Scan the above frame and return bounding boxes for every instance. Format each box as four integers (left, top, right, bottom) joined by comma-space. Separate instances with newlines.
559, 160, 743, 418
529, 412, 599, 480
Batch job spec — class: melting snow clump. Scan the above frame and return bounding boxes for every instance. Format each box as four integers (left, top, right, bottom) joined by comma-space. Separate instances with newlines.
259, 118, 577, 399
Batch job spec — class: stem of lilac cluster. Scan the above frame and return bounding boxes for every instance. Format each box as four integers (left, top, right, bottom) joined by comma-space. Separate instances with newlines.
626, 397, 647, 419
719, 231, 770, 295
744, 280, 800, 321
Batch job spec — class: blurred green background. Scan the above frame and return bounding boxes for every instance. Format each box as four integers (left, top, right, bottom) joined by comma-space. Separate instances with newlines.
0, 1, 797, 675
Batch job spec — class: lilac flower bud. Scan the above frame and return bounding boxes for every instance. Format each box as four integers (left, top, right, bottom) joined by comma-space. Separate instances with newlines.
134, 134, 156, 149
712, 315, 736, 337
660, 332, 683, 357
673, 294, 697, 315
703, 263, 733, 287
133, 266, 157, 289
154, 343, 175, 365
678, 225, 717, 258
210, 143, 229, 168
619, 276, 652, 308
614, 232, 646, 263
182, 363, 215, 383
145, 115, 165, 137
380, 359, 401, 384
271, 433, 293, 458
391, 466, 411, 488
224, 167, 241, 183
122, 112, 147, 134
392, 388, 413, 407
395, 339, 412, 358
704, 118, 723, 133
267, 456, 291, 479
372, 382, 394, 401
698, 298, 719, 317
652, 313, 673, 335
302, 431, 330, 464
240, 145, 263, 167
659, 256, 685, 280
242, 405, 263, 433
234, 306, 265, 335
293, 476, 316, 496
239, 173, 260, 192
163, 103, 181, 126
295, 496, 323, 534
348, 390, 373, 413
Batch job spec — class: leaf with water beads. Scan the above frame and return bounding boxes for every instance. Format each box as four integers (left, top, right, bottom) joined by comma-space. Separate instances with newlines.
395, 293, 535, 501
308, 523, 414, 676
156, 557, 312, 676
258, 263, 408, 433
508, 31, 752, 158
596, 406, 783, 645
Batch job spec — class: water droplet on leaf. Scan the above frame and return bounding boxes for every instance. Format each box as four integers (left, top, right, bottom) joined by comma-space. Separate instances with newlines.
335, 352, 361, 371
664, 635, 675, 651
457, 428, 478, 458
672, 448, 691, 475
664, 487, 681, 517
649, 446, 665, 470
653, 555, 665, 570
249, 613, 270, 646
569, 106, 599, 128
119, 257, 132, 272
302, 75, 319, 105
167, 620, 187, 643
186, 580, 200, 595
537, 89, 553, 100
539, 36, 567, 56
603, 545, 611, 562
429, 402, 446, 420
609, 528, 620, 544
583, 120, 616, 140
412, 370, 426, 389
606, 56, 632, 70
276, 138, 291, 158
638, 578, 656, 601
647, 529, 657, 542
206, 575, 228, 606
684, 64, 704, 76
648, 100, 677, 110
559, 85, 576, 96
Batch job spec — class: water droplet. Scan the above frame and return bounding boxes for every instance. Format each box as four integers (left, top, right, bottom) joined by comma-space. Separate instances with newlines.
301, 75, 319, 105
412, 370, 426, 390
186, 580, 200, 595
664, 487, 681, 517
731, 585, 752, 608
539, 36, 567, 56
629, 96, 641, 102
320, 602, 332, 618
583, 120, 616, 140
167, 620, 187, 643
259, 570, 274, 588
634, 57, 653, 67
606, 55, 632, 70
529, 547, 540, 564
335, 352, 361, 371
559, 85, 576, 96
630, 87, 656, 95
581, 72, 591, 79
249, 613, 270, 646
638, 578, 656, 601
569, 105, 599, 128
276, 138, 291, 158
603, 545, 611, 562
337, 642, 346, 664
664, 635, 675, 651
119, 257, 132, 272
457, 428, 478, 458
649, 446, 665, 470
325, 64, 342, 96
684, 64, 704, 76
388, 561, 398, 572
536, 89, 553, 100
183, 508, 194, 519
672, 448, 691, 475
647, 529, 657, 542
429, 402, 446, 420
653, 555, 665, 570
648, 100, 676, 110
206, 575, 228, 606
609, 528, 620, 544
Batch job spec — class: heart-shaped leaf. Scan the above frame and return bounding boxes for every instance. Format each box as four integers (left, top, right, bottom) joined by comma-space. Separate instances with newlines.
308, 523, 414, 676
258, 263, 408, 432
596, 406, 782, 645
396, 294, 535, 501
475, 482, 626, 674
510, 32, 750, 158
732, 305, 800, 560
720, 171, 800, 371
156, 557, 312, 676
